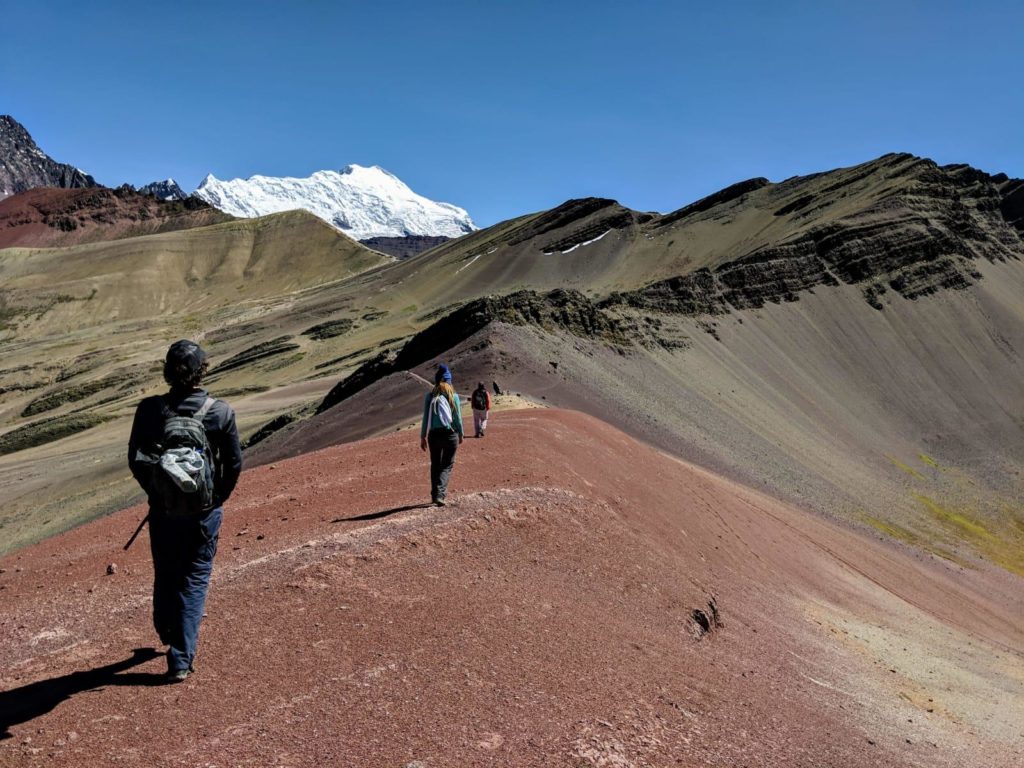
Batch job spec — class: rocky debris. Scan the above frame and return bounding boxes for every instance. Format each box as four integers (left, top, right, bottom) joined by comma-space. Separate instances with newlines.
105, 563, 116, 575
690, 598, 723, 639
0, 115, 98, 199
360, 234, 450, 259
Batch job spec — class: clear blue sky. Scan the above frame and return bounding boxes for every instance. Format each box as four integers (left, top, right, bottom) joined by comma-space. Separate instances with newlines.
3, 1, 1021, 226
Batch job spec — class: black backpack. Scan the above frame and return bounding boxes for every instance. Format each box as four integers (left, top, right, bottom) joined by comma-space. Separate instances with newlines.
152, 397, 217, 516
472, 389, 488, 411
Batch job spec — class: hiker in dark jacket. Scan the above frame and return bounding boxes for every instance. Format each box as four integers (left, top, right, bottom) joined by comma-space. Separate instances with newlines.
470, 381, 492, 438
128, 340, 242, 683
420, 363, 464, 506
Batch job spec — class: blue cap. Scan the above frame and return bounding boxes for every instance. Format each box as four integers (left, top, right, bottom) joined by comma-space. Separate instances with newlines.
435, 363, 452, 383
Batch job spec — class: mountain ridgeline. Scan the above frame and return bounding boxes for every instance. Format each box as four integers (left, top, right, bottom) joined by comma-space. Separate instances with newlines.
2, 150, 1024, 580
0, 115, 98, 199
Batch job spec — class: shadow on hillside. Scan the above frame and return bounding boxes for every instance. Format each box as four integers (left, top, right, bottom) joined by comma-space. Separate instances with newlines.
0, 647, 166, 740
331, 503, 433, 523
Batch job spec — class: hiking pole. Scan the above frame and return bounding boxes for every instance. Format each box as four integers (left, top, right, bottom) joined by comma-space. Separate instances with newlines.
124, 514, 149, 551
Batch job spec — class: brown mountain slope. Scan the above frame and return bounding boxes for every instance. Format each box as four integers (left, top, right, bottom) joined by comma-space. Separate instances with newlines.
0, 209, 391, 338
2, 152, 1023, 575
257, 246, 1024, 579
321, 153, 1023, 312
0, 186, 233, 249
1, 411, 1020, 766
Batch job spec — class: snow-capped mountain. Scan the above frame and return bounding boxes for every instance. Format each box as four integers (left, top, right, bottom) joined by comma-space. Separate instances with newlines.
194, 164, 476, 240
138, 178, 187, 201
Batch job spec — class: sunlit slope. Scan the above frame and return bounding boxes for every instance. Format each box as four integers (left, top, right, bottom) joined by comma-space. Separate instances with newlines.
325, 153, 1023, 313
0, 210, 391, 337
2, 151, 1023, 571
0, 211, 393, 552
268, 268, 1024, 575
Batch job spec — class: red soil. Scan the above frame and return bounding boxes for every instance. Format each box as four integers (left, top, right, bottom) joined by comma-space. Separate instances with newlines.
0, 187, 229, 249
1, 410, 1020, 767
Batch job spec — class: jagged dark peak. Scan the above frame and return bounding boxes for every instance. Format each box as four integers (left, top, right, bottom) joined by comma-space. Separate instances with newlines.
656, 177, 770, 228
0, 115, 32, 141
0, 115, 98, 199
138, 178, 188, 201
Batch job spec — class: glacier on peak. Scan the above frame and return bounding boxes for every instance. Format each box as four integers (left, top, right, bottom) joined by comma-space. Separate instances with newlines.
194, 164, 476, 240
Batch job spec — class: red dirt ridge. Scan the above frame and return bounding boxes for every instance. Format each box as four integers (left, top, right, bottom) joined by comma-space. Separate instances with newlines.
1, 410, 1021, 767
0, 187, 230, 249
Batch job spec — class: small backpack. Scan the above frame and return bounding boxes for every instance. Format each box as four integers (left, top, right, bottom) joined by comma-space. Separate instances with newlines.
428, 392, 454, 431
153, 397, 217, 516
471, 389, 488, 411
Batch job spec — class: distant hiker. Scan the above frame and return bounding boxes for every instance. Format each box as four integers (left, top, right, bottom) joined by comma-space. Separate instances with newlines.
420, 363, 464, 506
492, 381, 502, 396
471, 381, 492, 438
128, 340, 242, 683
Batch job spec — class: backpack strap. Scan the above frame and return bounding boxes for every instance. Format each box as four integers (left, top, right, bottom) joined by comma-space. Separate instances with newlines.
193, 397, 217, 421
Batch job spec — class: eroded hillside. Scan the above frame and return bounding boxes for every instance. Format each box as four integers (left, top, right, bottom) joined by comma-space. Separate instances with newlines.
1, 153, 1023, 576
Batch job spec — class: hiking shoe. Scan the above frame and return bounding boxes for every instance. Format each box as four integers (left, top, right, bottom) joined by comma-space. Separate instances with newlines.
166, 668, 191, 683
434, 498, 446, 507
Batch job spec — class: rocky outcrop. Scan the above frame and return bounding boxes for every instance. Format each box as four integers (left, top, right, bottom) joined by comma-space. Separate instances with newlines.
0, 116, 98, 199
614, 158, 1024, 315
506, 198, 649, 251
360, 235, 450, 259
318, 289, 630, 412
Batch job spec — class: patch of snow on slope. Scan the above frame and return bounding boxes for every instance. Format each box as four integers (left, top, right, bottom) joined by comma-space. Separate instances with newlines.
544, 230, 612, 256
194, 164, 476, 241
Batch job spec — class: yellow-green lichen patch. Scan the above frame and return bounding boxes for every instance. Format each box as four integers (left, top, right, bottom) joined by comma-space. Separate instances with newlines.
860, 513, 974, 569
914, 494, 994, 541
918, 453, 940, 469
885, 454, 925, 479
913, 495, 1024, 577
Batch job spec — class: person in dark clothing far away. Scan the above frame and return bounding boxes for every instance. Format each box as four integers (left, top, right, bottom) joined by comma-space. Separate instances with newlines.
471, 381, 492, 437
420, 363, 464, 506
128, 340, 242, 683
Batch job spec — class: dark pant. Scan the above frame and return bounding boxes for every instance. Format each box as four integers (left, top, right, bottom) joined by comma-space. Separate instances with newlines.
149, 506, 222, 673
428, 430, 459, 501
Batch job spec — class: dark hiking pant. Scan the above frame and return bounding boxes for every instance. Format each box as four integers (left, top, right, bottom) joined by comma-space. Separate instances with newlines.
149, 506, 222, 673
428, 429, 459, 501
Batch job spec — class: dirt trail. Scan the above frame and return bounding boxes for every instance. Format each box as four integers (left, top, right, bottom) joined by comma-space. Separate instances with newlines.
1, 410, 1020, 767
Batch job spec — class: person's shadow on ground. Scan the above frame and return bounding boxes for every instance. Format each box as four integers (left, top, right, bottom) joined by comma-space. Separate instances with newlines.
0, 647, 166, 740
331, 503, 434, 523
